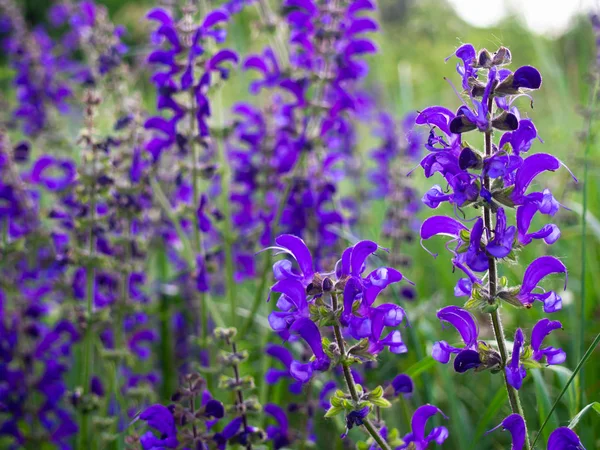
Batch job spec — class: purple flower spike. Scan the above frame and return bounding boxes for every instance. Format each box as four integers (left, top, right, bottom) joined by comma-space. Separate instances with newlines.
531, 318, 566, 365
505, 329, 526, 390
548, 427, 586, 450
487, 413, 525, 450
517, 256, 567, 312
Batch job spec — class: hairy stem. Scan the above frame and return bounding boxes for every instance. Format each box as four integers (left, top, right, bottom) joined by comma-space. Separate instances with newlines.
331, 293, 391, 450
227, 338, 252, 450
188, 90, 209, 348
79, 90, 98, 449
483, 127, 531, 450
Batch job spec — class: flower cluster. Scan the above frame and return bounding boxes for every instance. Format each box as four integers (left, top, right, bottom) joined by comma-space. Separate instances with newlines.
227, 0, 382, 272
416, 44, 580, 447
264, 233, 448, 449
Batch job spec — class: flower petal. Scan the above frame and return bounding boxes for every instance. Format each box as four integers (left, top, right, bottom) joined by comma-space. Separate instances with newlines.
350, 240, 378, 275
411, 404, 447, 443
513, 153, 560, 198
437, 305, 478, 347
547, 427, 585, 450
274, 234, 314, 279
488, 414, 526, 450
519, 256, 567, 297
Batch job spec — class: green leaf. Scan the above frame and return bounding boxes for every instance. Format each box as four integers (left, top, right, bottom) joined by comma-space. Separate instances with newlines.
368, 385, 384, 399
532, 369, 559, 444
531, 333, 600, 448
472, 386, 507, 447
568, 402, 600, 430
330, 396, 343, 407
405, 356, 437, 378
325, 406, 344, 418
371, 397, 392, 408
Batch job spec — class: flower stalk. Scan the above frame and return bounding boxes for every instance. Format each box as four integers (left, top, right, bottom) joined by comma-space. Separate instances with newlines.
331, 293, 392, 450
483, 102, 531, 449
79, 88, 99, 449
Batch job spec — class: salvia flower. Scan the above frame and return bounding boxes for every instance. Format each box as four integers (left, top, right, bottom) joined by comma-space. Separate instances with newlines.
489, 414, 585, 449
505, 319, 565, 390
397, 404, 449, 450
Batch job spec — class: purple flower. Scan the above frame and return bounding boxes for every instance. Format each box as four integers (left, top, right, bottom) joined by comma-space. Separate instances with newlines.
267, 234, 315, 286
465, 218, 489, 272
548, 427, 585, 450
486, 207, 516, 258
30, 156, 76, 191
516, 256, 567, 312
516, 202, 560, 246
487, 413, 526, 450
489, 415, 585, 450
265, 403, 292, 449
420, 215, 468, 257
446, 43, 477, 89
341, 406, 370, 438
213, 416, 243, 450
510, 153, 573, 208
432, 306, 482, 373
498, 118, 540, 155
288, 318, 330, 382
268, 278, 309, 332
397, 404, 448, 450
139, 404, 178, 449
390, 374, 414, 396
531, 318, 566, 365
264, 344, 303, 394
505, 328, 526, 390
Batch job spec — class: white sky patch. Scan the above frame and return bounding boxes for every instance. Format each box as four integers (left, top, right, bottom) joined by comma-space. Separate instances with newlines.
446, 0, 600, 35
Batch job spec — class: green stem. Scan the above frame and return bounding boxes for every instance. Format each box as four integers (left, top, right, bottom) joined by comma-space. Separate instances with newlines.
228, 338, 252, 450
188, 90, 210, 348
578, 76, 599, 396
157, 242, 175, 401
531, 333, 600, 448
483, 126, 531, 450
212, 80, 236, 324
330, 293, 391, 450
238, 146, 308, 339
79, 97, 98, 449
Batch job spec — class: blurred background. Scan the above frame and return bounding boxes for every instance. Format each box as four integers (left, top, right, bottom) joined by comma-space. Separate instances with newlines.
2, 0, 599, 448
